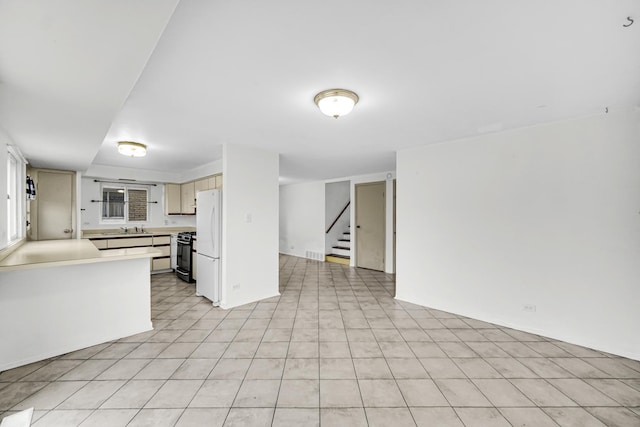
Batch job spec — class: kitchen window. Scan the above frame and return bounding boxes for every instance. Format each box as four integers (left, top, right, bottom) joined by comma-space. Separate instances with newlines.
101, 185, 149, 223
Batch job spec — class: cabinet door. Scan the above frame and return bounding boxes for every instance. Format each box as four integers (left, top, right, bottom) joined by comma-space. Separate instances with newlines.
181, 182, 196, 214
165, 183, 181, 215
152, 258, 171, 270
153, 236, 171, 245
154, 246, 171, 256
207, 176, 216, 189
107, 237, 153, 248
91, 239, 107, 249
195, 178, 209, 194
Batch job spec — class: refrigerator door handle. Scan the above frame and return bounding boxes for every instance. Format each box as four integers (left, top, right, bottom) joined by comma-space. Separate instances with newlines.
211, 203, 218, 255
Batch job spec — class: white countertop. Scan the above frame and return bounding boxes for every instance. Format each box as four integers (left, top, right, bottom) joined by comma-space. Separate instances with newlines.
0, 240, 161, 272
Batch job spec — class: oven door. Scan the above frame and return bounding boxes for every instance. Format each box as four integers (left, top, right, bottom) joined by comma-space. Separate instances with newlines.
176, 241, 192, 280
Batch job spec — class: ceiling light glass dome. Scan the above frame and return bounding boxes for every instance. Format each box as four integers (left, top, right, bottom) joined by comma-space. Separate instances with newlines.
314, 89, 359, 118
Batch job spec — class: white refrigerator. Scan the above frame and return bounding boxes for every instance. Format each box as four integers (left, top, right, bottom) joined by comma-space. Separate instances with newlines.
196, 189, 222, 306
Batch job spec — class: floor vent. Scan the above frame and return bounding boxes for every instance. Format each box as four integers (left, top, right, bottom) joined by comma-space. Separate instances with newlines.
305, 251, 325, 261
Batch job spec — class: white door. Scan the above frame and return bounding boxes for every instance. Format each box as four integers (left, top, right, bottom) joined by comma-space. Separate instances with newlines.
37, 171, 75, 240
356, 181, 386, 271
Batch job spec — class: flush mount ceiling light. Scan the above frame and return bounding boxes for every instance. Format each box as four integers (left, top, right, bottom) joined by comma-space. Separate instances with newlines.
117, 141, 147, 157
314, 88, 359, 118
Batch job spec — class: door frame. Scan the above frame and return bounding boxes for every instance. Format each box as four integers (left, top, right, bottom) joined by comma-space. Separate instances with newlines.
355, 181, 386, 271
393, 179, 396, 275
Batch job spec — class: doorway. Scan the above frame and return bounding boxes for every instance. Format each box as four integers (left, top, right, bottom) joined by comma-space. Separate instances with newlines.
355, 181, 385, 271
30, 169, 76, 240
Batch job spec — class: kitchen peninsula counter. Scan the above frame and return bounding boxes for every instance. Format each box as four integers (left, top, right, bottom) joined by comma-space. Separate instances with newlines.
0, 239, 160, 271
0, 239, 158, 371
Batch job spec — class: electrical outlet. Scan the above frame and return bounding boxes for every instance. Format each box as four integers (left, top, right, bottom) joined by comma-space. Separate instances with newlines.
523, 304, 537, 313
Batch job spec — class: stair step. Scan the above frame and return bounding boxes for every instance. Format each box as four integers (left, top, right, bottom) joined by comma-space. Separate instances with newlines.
331, 247, 350, 257
325, 254, 350, 265
333, 246, 350, 250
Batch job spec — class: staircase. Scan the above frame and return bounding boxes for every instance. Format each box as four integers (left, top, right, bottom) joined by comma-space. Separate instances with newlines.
326, 226, 351, 265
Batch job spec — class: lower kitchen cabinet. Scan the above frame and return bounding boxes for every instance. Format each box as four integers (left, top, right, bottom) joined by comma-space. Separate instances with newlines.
108, 237, 153, 248
88, 234, 172, 273
152, 257, 171, 270
92, 239, 107, 249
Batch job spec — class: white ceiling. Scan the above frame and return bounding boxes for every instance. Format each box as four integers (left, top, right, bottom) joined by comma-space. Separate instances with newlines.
2, 1, 639, 182
0, 0, 179, 171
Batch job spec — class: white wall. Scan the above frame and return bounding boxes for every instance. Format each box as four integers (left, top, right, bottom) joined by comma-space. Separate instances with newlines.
81, 162, 224, 231
84, 164, 181, 183
396, 108, 640, 360
279, 182, 325, 259
325, 181, 350, 254
80, 177, 196, 230
278, 171, 396, 272
221, 144, 279, 309
180, 159, 222, 182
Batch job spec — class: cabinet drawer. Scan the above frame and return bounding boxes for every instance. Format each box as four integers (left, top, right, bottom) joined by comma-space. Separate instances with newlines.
91, 239, 107, 249
153, 236, 170, 245
155, 246, 170, 257
107, 237, 153, 248
152, 257, 171, 271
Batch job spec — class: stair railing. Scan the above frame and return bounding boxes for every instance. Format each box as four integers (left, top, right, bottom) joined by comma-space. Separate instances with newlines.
326, 201, 350, 234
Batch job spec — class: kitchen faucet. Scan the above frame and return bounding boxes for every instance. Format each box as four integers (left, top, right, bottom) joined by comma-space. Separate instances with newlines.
120, 226, 128, 234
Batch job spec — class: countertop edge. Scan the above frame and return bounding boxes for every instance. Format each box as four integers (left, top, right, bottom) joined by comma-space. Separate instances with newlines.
0, 241, 161, 272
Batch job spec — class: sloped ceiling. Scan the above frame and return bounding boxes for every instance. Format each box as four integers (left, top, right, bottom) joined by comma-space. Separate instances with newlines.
0, 0, 179, 171
2, 1, 639, 181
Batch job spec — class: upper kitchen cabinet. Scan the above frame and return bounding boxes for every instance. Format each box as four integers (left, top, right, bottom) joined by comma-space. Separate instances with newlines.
194, 178, 208, 194
164, 183, 182, 215
181, 181, 196, 215
164, 174, 222, 215
200, 174, 223, 191
208, 174, 223, 190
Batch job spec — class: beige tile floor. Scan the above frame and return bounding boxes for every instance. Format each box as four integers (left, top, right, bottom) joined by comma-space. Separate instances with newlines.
1, 254, 640, 426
